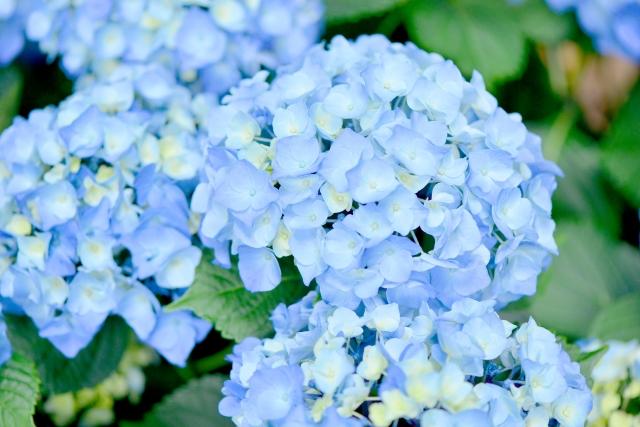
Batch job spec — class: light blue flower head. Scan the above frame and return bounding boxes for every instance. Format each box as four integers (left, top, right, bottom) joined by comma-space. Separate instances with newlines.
0, 78, 212, 363
0, 0, 39, 64
25, 0, 324, 94
547, 0, 640, 63
195, 35, 562, 308
219, 292, 592, 426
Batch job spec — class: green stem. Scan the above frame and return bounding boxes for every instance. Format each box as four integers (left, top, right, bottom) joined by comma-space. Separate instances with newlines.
192, 344, 235, 374
377, 11, 403, 37
545, 103, 578, 162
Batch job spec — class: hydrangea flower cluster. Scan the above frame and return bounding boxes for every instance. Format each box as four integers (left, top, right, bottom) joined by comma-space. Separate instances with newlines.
0, 78, 212, 364
194, 35, 560, 308
580, 340, 640, 426
0, 0, 37, 64
220, 292, 592, 426
547, 0, 640, 63
0, 0, 326, 369
25, 0, 323, 95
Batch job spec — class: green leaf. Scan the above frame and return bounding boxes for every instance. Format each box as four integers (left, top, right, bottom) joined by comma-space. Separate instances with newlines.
512, 0, 572, 44
0, 354, 40, 427
528, 222, 640, 339
6, 316, 130, 394
326, 0, 409, 24
590, 293, 640, 341
122, 375, 232, 427
603, 83, 640, 207
0, 66, 23, 132
168, 252, 310, 342
405, 0, 527, 86
553, 138, 622, 237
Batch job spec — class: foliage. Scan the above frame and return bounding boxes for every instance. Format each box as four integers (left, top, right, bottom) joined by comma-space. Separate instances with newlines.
552, 137, 622, 236
6, 316, 130, 394
325, 0, 409, 24
0, 354, 40, 427
0, 66, 22, 131
327, 0, 571, 86
528, 222, 640, 339
603, 83, 640, 207
168, 253, 310, 341
122, 375, 232, 427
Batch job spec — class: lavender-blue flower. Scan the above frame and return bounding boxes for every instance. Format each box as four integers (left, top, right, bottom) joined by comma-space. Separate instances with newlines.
0, 81, 211, 364
194, 35, 561, 308
25, 0, 324, 95
219, 292, 593, 426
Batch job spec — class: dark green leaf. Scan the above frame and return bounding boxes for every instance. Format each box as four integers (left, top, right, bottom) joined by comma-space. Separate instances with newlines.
168, 252, 310, 342
6, 316, 130, 394
0, 354, 40, 427
528, 222, 640, 338
576, 344, 608, 364
603, 83, 640, 207
326, 0, 409, 24
512, 0, 572, 44
122, 375, 232, 427
0, 66, 23, 132
590, 293, 640, 341
405, 0, 527, 86
553, 138, 622, 237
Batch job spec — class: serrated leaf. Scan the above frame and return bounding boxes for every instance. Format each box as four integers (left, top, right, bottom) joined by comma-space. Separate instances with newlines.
0, 354, 40, 427
6, 315, 130, 394
168, 252, 309, 342
122, 375, 232, 427
512, 0, 572, 44
0, 66, 23, 132
528, 222, 640, 339
553, 138, 622, 237
590, 293, 640, 341
603, 83, 640, 207
326, 0, 409, 24
405, 0, 527, 86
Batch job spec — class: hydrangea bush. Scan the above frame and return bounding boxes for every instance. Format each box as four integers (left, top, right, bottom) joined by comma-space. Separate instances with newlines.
220, 293, 592, 426
195, 35, 560, 308
4, 0, 639, 425
546, 0, 640, 63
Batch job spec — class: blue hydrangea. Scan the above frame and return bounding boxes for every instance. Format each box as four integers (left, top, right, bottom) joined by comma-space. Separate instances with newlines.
547, 0, 640, 63
0, 0, 38, 64
25, 0, 324, 95
0, 304, 10, 366
0, 80, 212, 364
194, 35, 561, 308
219, 292, 593, 426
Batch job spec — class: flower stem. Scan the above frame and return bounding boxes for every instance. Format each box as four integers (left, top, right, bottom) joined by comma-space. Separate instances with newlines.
192, 344, 235, 374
